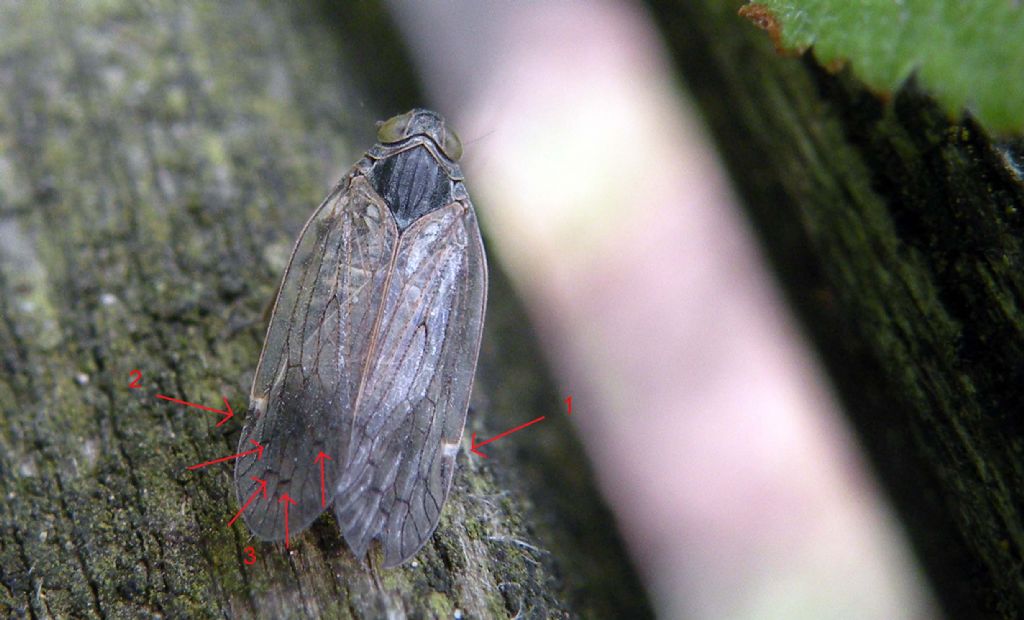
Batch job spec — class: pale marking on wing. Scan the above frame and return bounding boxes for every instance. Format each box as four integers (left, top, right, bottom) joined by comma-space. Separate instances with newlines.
261, 354, 289, 401
251, 395, 268, 415
441, 441, 459, 459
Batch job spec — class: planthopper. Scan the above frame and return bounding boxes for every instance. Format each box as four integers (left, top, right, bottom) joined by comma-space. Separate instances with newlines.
233, 109, 487, 567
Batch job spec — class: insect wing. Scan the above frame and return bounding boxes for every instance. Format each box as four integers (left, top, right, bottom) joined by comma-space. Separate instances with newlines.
234, 177, 398, 540
334, 200, 487, 567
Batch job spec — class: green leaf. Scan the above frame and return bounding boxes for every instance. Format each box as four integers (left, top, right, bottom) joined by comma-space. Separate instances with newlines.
746, 1, 1024, 134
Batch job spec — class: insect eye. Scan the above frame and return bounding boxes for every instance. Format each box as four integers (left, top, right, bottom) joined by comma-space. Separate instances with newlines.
442, 129, 463, 161
377, 113, 411, 143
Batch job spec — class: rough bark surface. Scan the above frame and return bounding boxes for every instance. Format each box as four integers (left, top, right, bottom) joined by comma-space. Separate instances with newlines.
646, 1, 1024, 618
0, 2, 651, 618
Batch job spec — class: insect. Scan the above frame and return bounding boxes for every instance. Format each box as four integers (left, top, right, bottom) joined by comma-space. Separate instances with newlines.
233, 109, 487, 567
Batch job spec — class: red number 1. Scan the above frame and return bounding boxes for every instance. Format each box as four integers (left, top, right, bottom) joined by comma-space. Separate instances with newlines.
566, 395, 572, 415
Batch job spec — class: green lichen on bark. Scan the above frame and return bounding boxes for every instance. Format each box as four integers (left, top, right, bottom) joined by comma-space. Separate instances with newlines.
0, 1, 650, 618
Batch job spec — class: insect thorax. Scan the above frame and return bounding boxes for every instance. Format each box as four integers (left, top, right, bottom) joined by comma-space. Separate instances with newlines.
366, 142, 462, 231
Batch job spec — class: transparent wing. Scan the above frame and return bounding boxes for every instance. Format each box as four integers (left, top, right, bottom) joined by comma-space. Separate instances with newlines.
234, 176, 398, 540
333, 201, 487, 567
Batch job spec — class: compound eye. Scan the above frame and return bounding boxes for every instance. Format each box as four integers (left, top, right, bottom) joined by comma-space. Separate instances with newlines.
377, 112, 412, 143
442, 128, 463, 161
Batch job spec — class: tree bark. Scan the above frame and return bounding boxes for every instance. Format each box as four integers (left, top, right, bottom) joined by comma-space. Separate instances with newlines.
0, 2, 651, 618
645, 1, 1024, 618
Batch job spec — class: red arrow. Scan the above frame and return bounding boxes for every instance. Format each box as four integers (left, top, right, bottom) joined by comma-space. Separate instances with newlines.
157, 393, 234, 427
228, 476, 267, 527
187, 439, 264, 470
279, 493, 298, 549
314, 452, 332, 508
471, 416, 546, 458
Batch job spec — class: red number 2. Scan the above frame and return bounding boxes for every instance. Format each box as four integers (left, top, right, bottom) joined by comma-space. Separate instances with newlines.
128, 370, 142, 389
243, 546, 257, 565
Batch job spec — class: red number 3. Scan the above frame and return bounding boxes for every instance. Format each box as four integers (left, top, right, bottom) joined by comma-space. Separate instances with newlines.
243, 546, 256, 565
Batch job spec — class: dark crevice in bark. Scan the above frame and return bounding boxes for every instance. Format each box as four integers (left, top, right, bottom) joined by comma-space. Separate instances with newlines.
52, 475, 105, 619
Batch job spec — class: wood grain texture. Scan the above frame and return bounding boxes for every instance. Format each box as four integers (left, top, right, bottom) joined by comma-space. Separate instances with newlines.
0, 2, 650, 618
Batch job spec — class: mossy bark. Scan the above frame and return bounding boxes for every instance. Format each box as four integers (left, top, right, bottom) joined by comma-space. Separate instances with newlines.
0, 2, 650, 618
646, 1, 1024, 618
